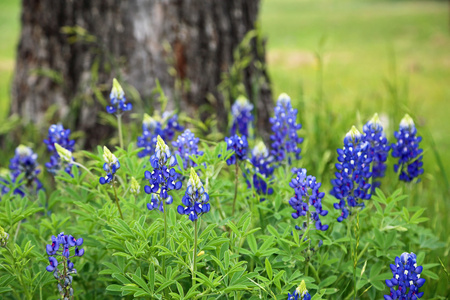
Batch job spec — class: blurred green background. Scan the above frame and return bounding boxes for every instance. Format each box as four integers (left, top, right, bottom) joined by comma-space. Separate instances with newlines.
1, 0, 449, 164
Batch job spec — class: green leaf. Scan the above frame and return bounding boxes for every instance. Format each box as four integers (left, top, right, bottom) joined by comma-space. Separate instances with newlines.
319, 275, 337, 288
265, 258, 273, 280
247, 234, 258, 254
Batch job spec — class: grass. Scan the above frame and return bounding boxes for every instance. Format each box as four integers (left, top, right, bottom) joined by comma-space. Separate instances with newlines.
0, 0, 20, 120
260, 0, 450, 169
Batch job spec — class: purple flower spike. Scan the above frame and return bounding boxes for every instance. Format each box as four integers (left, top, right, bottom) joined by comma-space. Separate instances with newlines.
145, 136, 182, 213
289, 168, 328, 232
384, 252, 425, 299
270, 93, 303, 165
331, 126, 372, 222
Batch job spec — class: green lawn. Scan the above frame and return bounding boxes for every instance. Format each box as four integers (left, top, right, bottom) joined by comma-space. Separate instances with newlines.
260, 0, 450, 171
0, 0, 20, 119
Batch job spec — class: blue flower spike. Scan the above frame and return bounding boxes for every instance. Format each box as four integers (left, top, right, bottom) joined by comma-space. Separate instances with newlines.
287, 280, 311, 300
270, 93, 303, 164
289, 168, 328, 231
384, 252, 425, 300
137, 112, 184, 158
177, 167, 210, 221
247, 141, 274, 199
362, 113, 390, 190
391, 114, 424, 182
224, 134, 248, 165
44, 124, 76, 176
45, 232, 84, 298
230, 95, 254, 137
172, 129, 204, 169
99, 146, 120, 185
145, 135, 182, 212
106, 78, 132, 115
6, 145, 43, 196
331, 126, 372, 222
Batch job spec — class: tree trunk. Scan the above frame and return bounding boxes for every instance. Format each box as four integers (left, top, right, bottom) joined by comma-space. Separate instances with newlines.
11, 0, 273, 146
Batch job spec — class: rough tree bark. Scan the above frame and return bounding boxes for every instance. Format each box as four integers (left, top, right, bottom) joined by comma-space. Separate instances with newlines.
12, 0, 273, 146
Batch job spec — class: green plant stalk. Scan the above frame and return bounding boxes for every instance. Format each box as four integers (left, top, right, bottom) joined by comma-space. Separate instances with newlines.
117, 114, 124, 149
162, 200, 167, 278
162, 200, 169, 299
353, 210, 360, 300
192, 219, 198, 287
112, 183, 124, 219
232, 163, 239, 215
305, 210, 310, 277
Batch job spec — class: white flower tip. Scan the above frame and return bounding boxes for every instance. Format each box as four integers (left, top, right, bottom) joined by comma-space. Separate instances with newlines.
278, 93, 291, 106
111, 78, 124, 98
16, 145, 33, 157
400, 114, 415, 129
252, 141, 268, 158
55, 143, 72, 162
346, 126, 361, 140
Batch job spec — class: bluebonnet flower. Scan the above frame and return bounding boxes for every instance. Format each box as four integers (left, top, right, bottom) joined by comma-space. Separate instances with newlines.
331, 126, 372, 222
177, 168, 210, 221
44, 124, 76, 175
289, 168, 328, 231
162, 111, 184, 141
172, 129, 204, 169
130, 177, 141, 196
245, 142, 274, 199
106, 78, 132, 115
287, 280, 311, 300
270, 93, 303, 164
145, 136, 182, 212
45, 232, 84, 298
8, 145, 43, 196
384, 252, 425, 300
137, 113, 183, 158
99, 146, 120, 185
362, 114, 390, 190
224, 135, 248, 165
391, 114, 424, 182
230, 96, 254, 137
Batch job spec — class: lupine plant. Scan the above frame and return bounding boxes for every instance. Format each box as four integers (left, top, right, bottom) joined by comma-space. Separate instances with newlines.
331, 126, 372, 222
137, 112, 184, 158
391, 114, 424, 182
287, 280, 311, 300
245, 141, 274, 201
45, 232, 85, 299
99, 146, 124, 219
0, 78, 447, 300
106, 78, 132, 148
230, 95, 254, 137
224, 134, 248, 214
384, 252, 425, 300
362, 113, 390, 191
172, 129, 204, 169
270, 93, 303, 165
7, 145, 43, 196
44, 124, 76, 176
177, 168, 210, 285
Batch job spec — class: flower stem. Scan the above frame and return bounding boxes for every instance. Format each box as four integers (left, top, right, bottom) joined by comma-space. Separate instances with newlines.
353, 210, 360, 300
112, 183, 124, 219
162, 200, 169, 299
162, 200, 167, 277
192, 219, 198, 287
117, 114, 124, 149
305, 210, 310, 277
72, 161, 94, 177
232, 163, 239, 215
